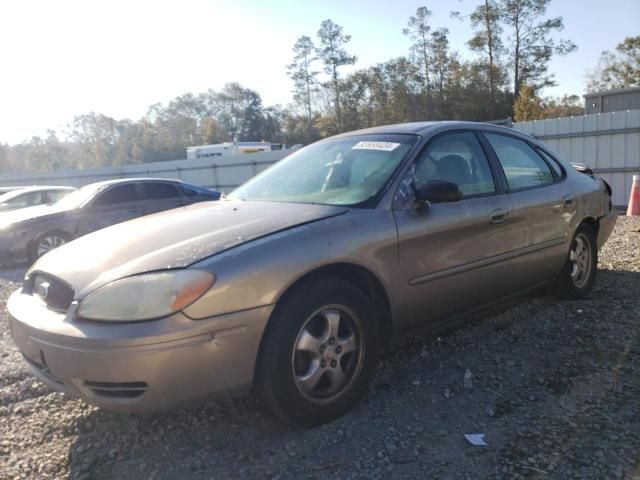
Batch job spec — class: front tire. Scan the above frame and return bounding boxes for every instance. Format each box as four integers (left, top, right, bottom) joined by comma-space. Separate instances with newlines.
28, 231, 72, 264
255, 277, 380, 428
554, 224, 597, 299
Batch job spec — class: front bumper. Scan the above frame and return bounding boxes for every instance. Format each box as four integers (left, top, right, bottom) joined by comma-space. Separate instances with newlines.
7, 289, 272, 412
0, 230, 29, 263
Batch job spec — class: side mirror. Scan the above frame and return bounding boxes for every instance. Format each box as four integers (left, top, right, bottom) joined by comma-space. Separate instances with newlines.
415, 180, 462, 205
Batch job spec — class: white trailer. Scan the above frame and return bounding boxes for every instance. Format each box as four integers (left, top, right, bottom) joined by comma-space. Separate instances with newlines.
186, 143, 237, 160
187, 142, 272, 160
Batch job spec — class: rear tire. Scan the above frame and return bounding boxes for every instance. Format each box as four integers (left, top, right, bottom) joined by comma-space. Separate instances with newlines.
255, 277, 380, 428
554, 224, 597, 299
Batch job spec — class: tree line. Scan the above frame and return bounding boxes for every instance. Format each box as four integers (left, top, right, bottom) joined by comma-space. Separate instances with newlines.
1, 0, 638, 174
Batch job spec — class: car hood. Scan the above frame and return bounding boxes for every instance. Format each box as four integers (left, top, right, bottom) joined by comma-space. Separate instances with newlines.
30, 200, 349, 298
0, 204, 69, 226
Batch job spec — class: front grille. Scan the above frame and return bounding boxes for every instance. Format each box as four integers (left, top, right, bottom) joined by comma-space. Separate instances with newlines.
29, 273, 75, 312
83, 380, 148, 399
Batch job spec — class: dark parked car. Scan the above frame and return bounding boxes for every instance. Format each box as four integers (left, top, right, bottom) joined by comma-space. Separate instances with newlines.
0, 186, 75, 212
8, 122, 616, 427
0, 178, 220, 263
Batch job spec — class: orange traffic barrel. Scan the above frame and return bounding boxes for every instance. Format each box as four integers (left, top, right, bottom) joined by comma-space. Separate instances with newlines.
628, 174, 640, 216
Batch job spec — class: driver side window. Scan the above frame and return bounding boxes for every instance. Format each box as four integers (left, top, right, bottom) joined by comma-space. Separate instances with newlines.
91, 184, 139, 207
414, 131, 496, 197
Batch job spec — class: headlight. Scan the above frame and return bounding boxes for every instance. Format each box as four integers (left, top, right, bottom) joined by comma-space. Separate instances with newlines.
77, 270, 215, 322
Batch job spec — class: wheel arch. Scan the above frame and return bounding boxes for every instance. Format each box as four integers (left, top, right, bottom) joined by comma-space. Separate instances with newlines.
579, 216, 600, 237
261, 262, 394, 356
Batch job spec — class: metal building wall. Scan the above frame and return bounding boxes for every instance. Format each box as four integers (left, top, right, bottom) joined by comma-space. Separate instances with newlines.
584, 87, 640, 114
513, 110, 640, 207
0, 150, 290, 194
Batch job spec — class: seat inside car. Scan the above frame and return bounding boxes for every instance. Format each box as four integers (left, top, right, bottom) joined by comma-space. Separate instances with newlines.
436, 154, 472, 188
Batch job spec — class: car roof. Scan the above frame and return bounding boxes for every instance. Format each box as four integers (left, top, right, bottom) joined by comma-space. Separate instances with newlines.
82, 177, 185, 189
332, 121, 536, 141
0, 185, 75, 200
2, 185, 75, 193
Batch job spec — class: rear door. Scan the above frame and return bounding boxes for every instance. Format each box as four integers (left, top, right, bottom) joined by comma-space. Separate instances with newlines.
140, 181, 185, 215
393, 130, 523, 329
481, 132, 573, 287
76, 183, 143, 235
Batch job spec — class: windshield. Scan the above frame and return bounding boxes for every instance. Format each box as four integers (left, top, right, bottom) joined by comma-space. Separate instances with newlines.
54, 184, 103, 209
229, 134, 418, 206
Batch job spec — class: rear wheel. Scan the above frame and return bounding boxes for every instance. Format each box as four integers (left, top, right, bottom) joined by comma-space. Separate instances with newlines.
29, 231, 72, 263
255, 277, 380, 427
554, 224, 597, 299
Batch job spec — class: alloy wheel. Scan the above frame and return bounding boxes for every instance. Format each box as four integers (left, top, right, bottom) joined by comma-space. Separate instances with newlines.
569, 233, 592, 289
37, 235, 68, 258
291, 306, 364, 404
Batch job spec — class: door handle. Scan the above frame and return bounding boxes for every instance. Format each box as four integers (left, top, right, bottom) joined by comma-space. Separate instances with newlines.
562, 195, 575, 208
126, 207, 138, 213
489, 208, 509, 224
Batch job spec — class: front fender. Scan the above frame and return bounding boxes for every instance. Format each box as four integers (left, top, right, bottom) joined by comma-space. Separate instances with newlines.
183, 210, 400, 320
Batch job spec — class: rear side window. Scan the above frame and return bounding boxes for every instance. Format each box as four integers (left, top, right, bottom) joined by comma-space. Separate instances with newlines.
142, 182, 181, 200
414, 131, 496, 197
536, 148, 564, 179
45, 190, 71, 203
485, 133, 554, 190
6, 192, 44, 208
92, 184, 139, 206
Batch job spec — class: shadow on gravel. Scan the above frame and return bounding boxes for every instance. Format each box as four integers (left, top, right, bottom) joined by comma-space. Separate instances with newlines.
55, 269, 640, 479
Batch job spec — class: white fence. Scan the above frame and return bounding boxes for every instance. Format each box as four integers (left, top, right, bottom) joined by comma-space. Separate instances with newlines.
0, 150, 290, 194
514, 110, 640, 207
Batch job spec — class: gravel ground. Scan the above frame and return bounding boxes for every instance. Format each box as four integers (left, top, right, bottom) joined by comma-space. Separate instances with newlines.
1, 216, 639, 480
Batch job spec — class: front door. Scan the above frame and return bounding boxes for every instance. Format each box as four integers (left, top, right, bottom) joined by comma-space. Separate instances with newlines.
393, 130, 523, 329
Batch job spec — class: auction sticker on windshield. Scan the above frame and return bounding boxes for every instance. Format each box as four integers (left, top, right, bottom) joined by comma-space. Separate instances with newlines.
352, 141, 401, 151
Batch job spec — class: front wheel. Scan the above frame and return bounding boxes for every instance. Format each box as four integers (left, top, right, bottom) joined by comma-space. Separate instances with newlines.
554, 224, 598, 299
29, 231, 72, 264
255, 277, 380, 428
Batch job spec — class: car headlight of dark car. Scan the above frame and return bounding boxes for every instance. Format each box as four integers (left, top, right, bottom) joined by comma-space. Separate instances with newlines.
76, 270, 215, 322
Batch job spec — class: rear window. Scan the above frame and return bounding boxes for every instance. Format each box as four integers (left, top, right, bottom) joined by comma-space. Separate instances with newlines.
181, 186, 200, 197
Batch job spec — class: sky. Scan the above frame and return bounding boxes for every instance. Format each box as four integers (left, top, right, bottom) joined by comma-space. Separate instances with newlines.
1, 0, 639, 145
